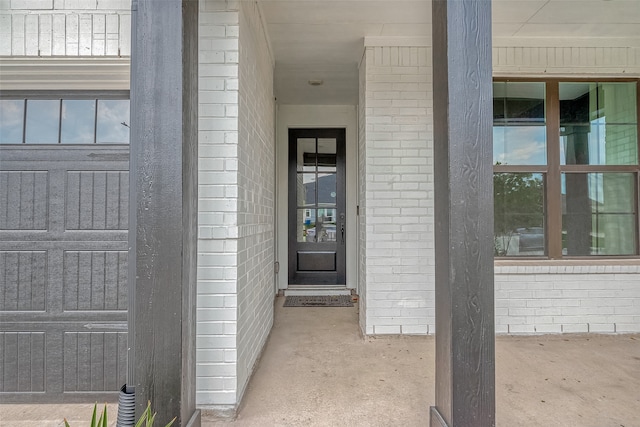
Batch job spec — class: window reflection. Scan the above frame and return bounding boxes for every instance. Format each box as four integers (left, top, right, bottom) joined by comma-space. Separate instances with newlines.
317, 173, 336, 206
296, 136, 339, 244
61, 100, 96, 144
0, 97, 129, 145
96, 100, 130, 144
560, 83, 637, 165
297, 173, 316, 207
25, 100, 60, 144
297, 208, 337, 243
297, 138, 316, 172
0, 100, 24, 144
493, 82, 547, 165
494, 173, 545, 256
562, 173, 636, 255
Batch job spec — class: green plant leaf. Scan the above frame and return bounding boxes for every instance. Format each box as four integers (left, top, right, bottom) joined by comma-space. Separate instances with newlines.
126, 400, 176, 427
63, 419, 70, 427
98, 403, 108, 427
90, 404, 98, 427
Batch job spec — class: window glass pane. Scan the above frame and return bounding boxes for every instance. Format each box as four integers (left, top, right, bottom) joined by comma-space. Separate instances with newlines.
297, 173, 315, 207
494, 173, 545, 256
0, 100, 24, 144
61, 100, 96, 144
25, 100, 60, 144
317, 173, 336, 206
298, 209, 316, 242
493, 82, 546, 165
96, 100, 130, 144
562, 173, 637, 256
317, 208, 337, 242
317, 138, 337, 172
560, 82, 637, 165
297, 138, 316, 172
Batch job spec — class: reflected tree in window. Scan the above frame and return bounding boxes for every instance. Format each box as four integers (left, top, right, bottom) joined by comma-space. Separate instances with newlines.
494, 171, 545, 256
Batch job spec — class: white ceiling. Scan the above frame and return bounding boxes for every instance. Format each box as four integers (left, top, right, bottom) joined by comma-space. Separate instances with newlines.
260, 0, 640, 105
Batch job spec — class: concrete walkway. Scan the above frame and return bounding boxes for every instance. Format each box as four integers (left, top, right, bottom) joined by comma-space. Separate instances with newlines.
1, 297, 639, 426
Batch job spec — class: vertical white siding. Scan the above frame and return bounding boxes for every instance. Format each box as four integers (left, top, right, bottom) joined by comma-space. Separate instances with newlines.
493, 46, 640, 75
1, 0, 130, 56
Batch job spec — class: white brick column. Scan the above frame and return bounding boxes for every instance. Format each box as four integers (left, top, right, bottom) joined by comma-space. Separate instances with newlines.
197, 1, 240, 408
196, 0, 275, 411
359, 44, 435, 335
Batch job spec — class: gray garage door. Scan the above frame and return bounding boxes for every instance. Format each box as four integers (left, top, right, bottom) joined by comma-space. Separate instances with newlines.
0, 96, 129, 402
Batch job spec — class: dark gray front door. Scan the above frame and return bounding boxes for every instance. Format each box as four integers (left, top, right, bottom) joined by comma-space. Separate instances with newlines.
288, 128, 346, 285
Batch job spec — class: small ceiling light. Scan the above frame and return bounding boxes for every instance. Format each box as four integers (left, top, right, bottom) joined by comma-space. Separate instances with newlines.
308, 79, 324, 86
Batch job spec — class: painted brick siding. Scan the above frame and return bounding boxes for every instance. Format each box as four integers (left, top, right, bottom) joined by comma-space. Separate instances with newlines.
236, 0, 275, 404
196, 0, 274, 409
197, 1, 240, 407
359, 46, 435, 335
1, 0, 131, 56
358, 51, 367, 332
360, 42, 640, 336
491, 45, 640, 334
495, 264, 640, 334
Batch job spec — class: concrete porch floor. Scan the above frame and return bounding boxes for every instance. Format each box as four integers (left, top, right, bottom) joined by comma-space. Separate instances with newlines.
1, 296, 639, 427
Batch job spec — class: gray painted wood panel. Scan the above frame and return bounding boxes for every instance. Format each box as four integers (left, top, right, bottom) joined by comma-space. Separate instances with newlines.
0, 145, 128, 402
63, 251, 127, 311
0, 332, 45, 392
62, 332, 126, 392
0, 251, 47, 311
0, 171, 48, 230
66, 171, 128, 230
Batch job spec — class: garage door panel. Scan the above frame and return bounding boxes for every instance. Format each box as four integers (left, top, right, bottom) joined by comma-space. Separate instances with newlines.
66, 171, 129, 231
0, 232, 128, 243
0, 145, 129, 401
0, 251, 47, 312
0, 171, 49, 230
0, 332, 46, 393
63, 332, 127, 392
63, 250, 127, 311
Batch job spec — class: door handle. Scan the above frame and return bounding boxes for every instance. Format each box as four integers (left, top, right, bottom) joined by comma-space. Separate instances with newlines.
341, 223, 345, 244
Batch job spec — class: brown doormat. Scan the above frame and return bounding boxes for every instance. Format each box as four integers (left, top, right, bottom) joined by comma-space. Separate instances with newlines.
284, 295, 354, 307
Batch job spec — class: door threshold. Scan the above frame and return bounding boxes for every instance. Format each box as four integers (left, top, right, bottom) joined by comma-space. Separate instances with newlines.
284, 286, 352, 296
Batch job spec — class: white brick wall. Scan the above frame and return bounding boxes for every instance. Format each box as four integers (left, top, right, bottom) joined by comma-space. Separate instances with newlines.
360, 41, 640, 336
235, 0, 275, 404
358, 46, 435, 335
358, 52, 368, 333
196, 0, 275, 409
197, 0, 240, 407
495, 264, 640, 334
1, 0, 131, 56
